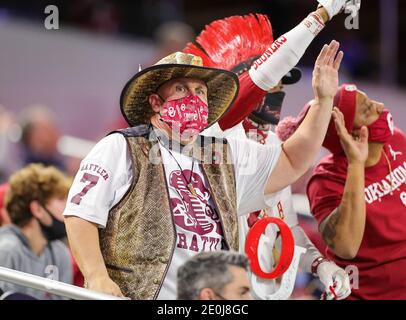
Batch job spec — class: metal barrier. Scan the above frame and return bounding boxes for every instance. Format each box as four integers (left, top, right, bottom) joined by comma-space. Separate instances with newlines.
0, 266, 123, 300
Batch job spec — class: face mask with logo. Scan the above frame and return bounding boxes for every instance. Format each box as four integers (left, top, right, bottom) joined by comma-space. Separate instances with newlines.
39, 205, 67, 241
160, 95, 209, 135
367, 109, 394, 143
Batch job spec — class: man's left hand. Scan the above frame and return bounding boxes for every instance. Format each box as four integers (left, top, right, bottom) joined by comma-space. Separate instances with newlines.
312, 40, 343, 104
317, 0, 359, 20
317, 260, 351, 300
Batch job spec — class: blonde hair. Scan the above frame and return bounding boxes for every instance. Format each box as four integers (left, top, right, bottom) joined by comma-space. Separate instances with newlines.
5, 164, 71, 227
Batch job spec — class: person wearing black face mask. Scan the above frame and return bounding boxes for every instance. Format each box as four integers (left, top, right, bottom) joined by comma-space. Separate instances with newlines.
199, 14, 351, 300
241, 73, 297, 145
247, 67, 301, 127
0, 164, 73, 299
39, 204, 67, 242
249, 90, 286, 125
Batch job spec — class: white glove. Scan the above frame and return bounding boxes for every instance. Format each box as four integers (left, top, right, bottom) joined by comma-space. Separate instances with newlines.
317, 0, 360, 20
317, 261, 351, 300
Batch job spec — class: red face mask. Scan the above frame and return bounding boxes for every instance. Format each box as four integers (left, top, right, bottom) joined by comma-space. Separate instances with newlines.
367, 109, 394, 143
160, 95, 209, 136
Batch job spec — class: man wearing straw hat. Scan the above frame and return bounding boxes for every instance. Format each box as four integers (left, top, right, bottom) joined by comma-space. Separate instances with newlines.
63, 1, 347, 300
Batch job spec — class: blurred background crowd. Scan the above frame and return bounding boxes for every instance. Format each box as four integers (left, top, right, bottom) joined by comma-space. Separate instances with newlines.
0, 0, 404, 299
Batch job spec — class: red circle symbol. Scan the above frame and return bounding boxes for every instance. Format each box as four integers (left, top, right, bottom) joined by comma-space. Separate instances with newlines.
245, 217, 295, 279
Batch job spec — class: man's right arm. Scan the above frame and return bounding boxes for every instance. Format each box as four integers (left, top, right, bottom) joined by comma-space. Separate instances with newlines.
62, 133, 132, 297
64, 216, 125, 297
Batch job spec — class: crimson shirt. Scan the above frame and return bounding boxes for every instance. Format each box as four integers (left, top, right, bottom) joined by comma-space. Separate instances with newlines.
307, 128, 406, 300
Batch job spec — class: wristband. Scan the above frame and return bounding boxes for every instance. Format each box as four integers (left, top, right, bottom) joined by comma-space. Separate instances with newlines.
311, 256, 330, 276
303, 13, 325, 36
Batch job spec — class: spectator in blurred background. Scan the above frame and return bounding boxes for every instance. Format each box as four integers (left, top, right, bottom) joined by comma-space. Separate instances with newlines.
154, 20, 195, 59
177, 251, 252, 300
0, 106, 21, 183
277, 84, 406, 299
0, 164, 72, 299
0, 183, 11, 227
0, 184, 11, 226
67, 0, 119, 34
20, 105, 66, 172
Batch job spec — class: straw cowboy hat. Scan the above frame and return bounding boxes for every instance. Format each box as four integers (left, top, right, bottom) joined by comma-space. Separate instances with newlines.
120, 52, 239, 127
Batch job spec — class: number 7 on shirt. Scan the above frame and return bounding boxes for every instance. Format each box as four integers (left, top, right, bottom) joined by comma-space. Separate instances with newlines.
70, 173, 99, 205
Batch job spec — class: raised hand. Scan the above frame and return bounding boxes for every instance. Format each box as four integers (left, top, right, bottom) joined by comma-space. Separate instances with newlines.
333, 107, 369, 164
312, 40, 343, 104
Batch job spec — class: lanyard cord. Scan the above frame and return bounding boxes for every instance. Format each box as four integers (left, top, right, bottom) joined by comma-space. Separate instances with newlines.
157, 137, 197, 196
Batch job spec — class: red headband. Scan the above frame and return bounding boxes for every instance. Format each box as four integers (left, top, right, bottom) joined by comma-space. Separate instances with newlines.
276, 84, 358, 155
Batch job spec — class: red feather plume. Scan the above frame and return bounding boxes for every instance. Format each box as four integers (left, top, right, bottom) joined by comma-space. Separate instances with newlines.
184, 14, 274, 70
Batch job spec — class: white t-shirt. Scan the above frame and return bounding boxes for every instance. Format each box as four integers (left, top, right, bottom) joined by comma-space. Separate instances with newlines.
203, 123, 298, 297
63, 131, 281, 299
202, 123, 296, 225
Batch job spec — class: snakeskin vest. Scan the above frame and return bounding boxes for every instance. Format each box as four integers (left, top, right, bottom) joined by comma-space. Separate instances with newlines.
99, 125, 238, 299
